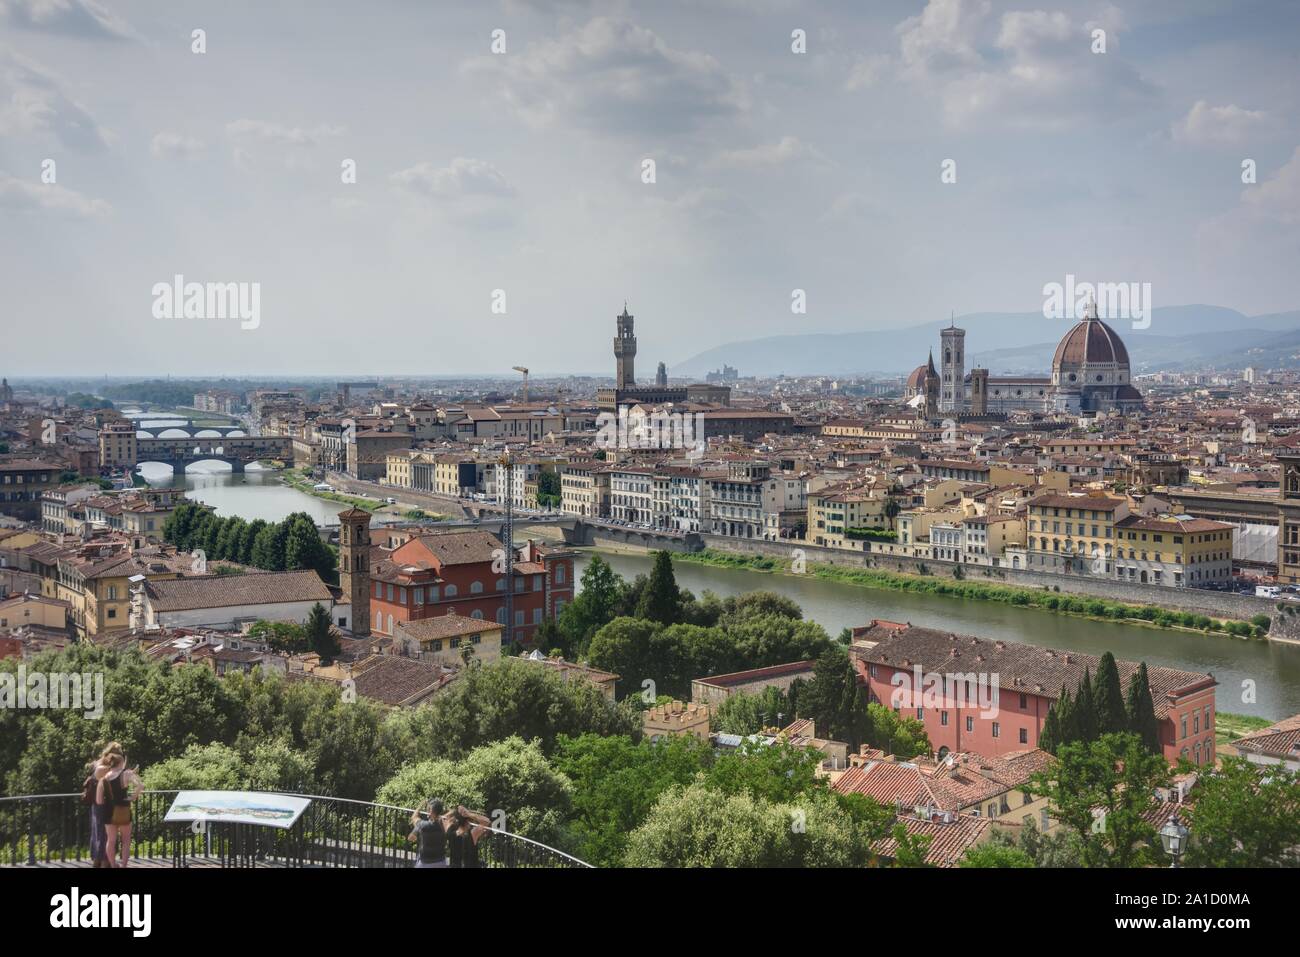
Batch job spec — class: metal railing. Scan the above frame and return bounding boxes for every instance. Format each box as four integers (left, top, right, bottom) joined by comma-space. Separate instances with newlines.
0, 791, 591, 868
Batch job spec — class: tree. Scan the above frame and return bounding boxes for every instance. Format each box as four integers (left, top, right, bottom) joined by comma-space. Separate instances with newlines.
960, 842, 1034, 868
865, 703, 930, 758
1124, 662, 1161, 754
1074, 669, 1098, 743
624, 782, 889, 868
557, 556, 624, 655
797, 645, 870, 749
1028, 732, 1170, 868
634, 551, 683, 625
304, 602, 341, 663
376, 737, 574, 845
711, 686, 794, 735
551, 733, 707, 867
586, 617, 663, 700
409, 658, 640, 759
1184, 757, 1300, 868
1093, 652, 1127, 736
882, 497, 902, 530
1038, 696, 1062, 754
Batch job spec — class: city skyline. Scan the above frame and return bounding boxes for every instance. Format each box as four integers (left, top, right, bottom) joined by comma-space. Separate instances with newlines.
4, 0, 1300, 375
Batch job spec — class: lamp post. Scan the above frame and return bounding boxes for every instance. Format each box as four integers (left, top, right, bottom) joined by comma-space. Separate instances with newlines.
1159, 813, 1189, 868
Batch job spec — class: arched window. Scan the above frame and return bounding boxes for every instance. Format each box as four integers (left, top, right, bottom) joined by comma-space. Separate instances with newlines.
495, 578, 506, 592
496, 607, 506, 624
375, 610, 383, 630
386, 614, 393, 634
471, 609, 484, 620
470, 580, 483, 595
444, 584, 458, 598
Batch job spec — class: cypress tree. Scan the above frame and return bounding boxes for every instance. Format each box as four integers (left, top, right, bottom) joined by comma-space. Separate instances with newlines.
1055, 686, 1078, 746
1094, 651, 1127, 735
1075, 668, 1099, 743
1125, 662, 1162, 754
634, 551, 682, 624
1039, 699, 1061, 754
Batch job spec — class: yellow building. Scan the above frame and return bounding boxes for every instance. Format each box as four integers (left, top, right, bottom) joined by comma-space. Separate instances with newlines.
561, 461, 609, 518
1025, 490, 1129, 574
808, 483, 900, 549
1113, 514, 1234, 587
396, 615, 504, 667
643, 699, 712, 741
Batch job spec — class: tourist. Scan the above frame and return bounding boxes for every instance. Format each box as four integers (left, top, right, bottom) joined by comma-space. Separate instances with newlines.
83, 749, 111, 869
95, 743, 141, 868
408, 798, 448, 868
446, 805, 491, 869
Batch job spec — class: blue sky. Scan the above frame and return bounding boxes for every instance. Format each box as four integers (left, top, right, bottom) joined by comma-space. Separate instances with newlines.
2, 0, 1298, 376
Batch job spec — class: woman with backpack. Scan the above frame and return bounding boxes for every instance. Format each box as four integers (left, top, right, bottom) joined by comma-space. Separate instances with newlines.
93, 742, 141, 868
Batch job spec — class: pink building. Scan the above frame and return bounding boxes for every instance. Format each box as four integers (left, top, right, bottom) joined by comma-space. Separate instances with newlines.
850, 621, 1218, 767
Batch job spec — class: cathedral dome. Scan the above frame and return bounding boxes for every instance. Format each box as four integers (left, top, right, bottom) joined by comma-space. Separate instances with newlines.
1052, 313, 1130, 369
906, 364, 929, 391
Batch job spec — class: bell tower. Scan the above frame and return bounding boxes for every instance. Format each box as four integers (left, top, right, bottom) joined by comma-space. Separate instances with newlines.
614, 303, 637, 390
940, 317, 965, 413
338, 507, 372, 636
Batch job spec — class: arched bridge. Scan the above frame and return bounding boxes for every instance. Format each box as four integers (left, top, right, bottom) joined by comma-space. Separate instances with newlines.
134, 420, 248, 438
133, 435, 293, 473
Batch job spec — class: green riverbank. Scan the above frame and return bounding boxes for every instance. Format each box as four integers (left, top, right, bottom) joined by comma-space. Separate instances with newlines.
673, 549, 1270, 640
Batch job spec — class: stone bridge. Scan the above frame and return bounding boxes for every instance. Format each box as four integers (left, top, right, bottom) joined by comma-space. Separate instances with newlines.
134, 420, 248, 438
133, 435, 293, 473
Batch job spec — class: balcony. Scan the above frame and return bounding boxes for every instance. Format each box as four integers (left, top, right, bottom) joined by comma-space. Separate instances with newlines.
0, 791, 590, 869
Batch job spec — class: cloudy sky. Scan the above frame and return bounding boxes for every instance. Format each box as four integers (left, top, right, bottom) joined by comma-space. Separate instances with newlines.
3, 0, 1299, 377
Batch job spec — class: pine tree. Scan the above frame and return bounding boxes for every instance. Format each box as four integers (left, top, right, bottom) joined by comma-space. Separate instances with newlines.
1125, 662, 1162, 754
635, 551, 682, 624
1075, 668, 1099, 743
1094, 652, 1127, 735
240, 519, 267, 565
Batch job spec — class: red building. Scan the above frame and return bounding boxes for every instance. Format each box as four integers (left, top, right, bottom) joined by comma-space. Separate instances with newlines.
850, 621, 1218, 767
368, 530, 574, 648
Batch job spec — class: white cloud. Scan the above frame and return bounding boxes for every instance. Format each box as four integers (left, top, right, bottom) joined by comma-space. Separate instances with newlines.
464, 16, 748, 135
389, 158, 515, 199
0, 53, 112, 151
713, 136, 824, 169
0, 170, 109, 216
150, 132, 207, 159
1242, 147, 1300, 226
889, 0, 1157, 130
1173, 101, 1268, 146
225, 119, 346, 146
0, 0, 135, 40
845, 54, 890, 92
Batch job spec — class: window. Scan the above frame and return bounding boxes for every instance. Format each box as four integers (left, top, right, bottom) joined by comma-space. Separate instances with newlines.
1019, 727, 1028, 744
555, 565, 566, 584
992, 722, 1000, 738
471, 610, 484, 620
470, 580, 483, 595
1019, 693, 1027, 709
966, 716, 973, 732
940, 711, 949, 726
916, 707, 923, 720
445, 584, 458, 598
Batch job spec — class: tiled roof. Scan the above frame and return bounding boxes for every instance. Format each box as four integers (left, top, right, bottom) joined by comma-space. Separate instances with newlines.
873, 813, 991, 868
854, 623, 1214, 719
1231, 713, 1300, 761
146, 570, 332, 611
397, 614, 502, 642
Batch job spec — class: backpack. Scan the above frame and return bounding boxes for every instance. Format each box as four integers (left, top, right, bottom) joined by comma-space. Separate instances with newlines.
81, 774, 97, 806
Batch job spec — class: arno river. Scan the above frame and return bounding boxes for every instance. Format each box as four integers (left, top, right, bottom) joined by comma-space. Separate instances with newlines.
128, 415, 1300, 720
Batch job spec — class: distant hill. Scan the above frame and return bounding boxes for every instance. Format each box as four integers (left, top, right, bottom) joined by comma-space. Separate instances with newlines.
672, 306, 1300, 378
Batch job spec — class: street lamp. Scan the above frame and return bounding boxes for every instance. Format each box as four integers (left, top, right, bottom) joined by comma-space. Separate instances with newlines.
1159, 813, 1189, 868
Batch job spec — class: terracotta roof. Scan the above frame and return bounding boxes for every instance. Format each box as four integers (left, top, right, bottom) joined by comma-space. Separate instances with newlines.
873, 813, 991, 867
1052, 314, 1131, 367
1231, 713, 1300, 761
397, 614, 503, 642
145, 570, 332, 611
853, 624, 1215, 720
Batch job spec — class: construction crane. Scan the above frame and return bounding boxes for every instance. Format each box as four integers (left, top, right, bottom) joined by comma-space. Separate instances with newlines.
512, 366, 529, 403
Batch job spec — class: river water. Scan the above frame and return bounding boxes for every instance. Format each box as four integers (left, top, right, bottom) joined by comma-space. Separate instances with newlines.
579, 551, 1300, 721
